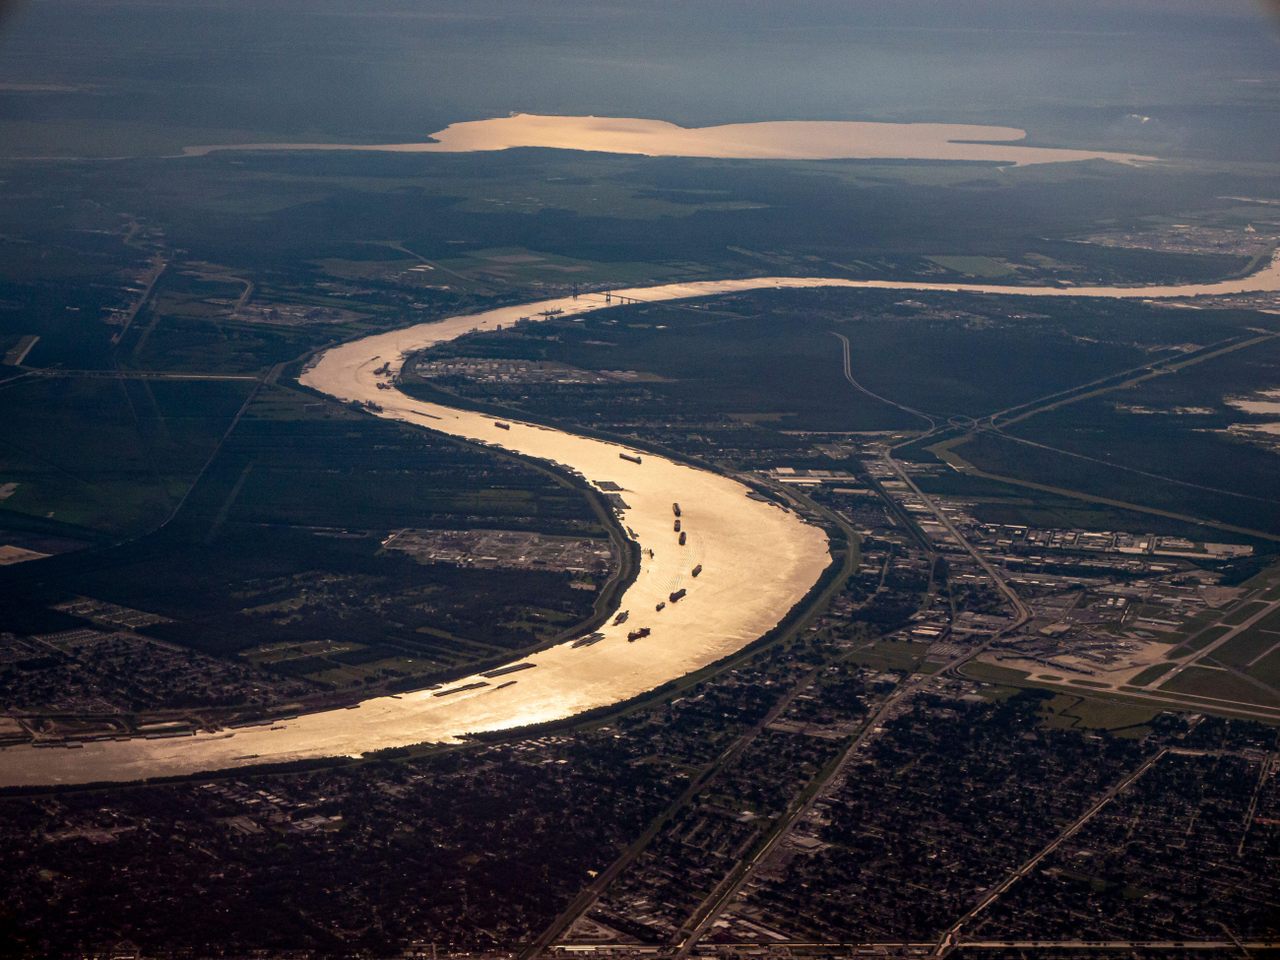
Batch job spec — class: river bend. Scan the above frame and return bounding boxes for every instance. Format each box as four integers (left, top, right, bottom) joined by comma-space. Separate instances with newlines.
3, 254, 1278, 786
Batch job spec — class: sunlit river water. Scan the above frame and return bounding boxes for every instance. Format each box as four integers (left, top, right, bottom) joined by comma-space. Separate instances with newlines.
3, 254, 1278, 786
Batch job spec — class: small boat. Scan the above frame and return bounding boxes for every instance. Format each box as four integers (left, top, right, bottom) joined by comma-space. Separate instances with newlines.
433, 681, 490, 697
482, 662, 536, 679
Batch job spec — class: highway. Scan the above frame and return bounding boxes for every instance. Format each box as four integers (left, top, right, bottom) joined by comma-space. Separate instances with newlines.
522, 666, 826, 960
931, 749, 1170, 957
831, 331, 937, 431
669, 673, 922, 957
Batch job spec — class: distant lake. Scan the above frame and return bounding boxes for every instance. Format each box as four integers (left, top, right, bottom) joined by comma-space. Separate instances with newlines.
185, 114, 1154, 166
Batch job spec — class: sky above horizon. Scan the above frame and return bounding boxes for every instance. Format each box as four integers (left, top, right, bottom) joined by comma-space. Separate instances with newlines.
0, 0, 1276, 158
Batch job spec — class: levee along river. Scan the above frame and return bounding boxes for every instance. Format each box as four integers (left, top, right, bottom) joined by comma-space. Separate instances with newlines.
3, 254, 1279, 787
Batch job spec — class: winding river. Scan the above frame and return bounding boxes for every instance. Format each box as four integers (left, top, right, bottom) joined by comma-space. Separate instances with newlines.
3, 255, 1279, 787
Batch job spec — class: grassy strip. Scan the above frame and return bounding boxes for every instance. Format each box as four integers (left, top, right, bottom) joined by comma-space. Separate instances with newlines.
1129, 662, 1176, 686
929, 437, 1280, 543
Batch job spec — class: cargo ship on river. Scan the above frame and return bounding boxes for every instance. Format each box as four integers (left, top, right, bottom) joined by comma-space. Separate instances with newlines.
571, 632, 606, 649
